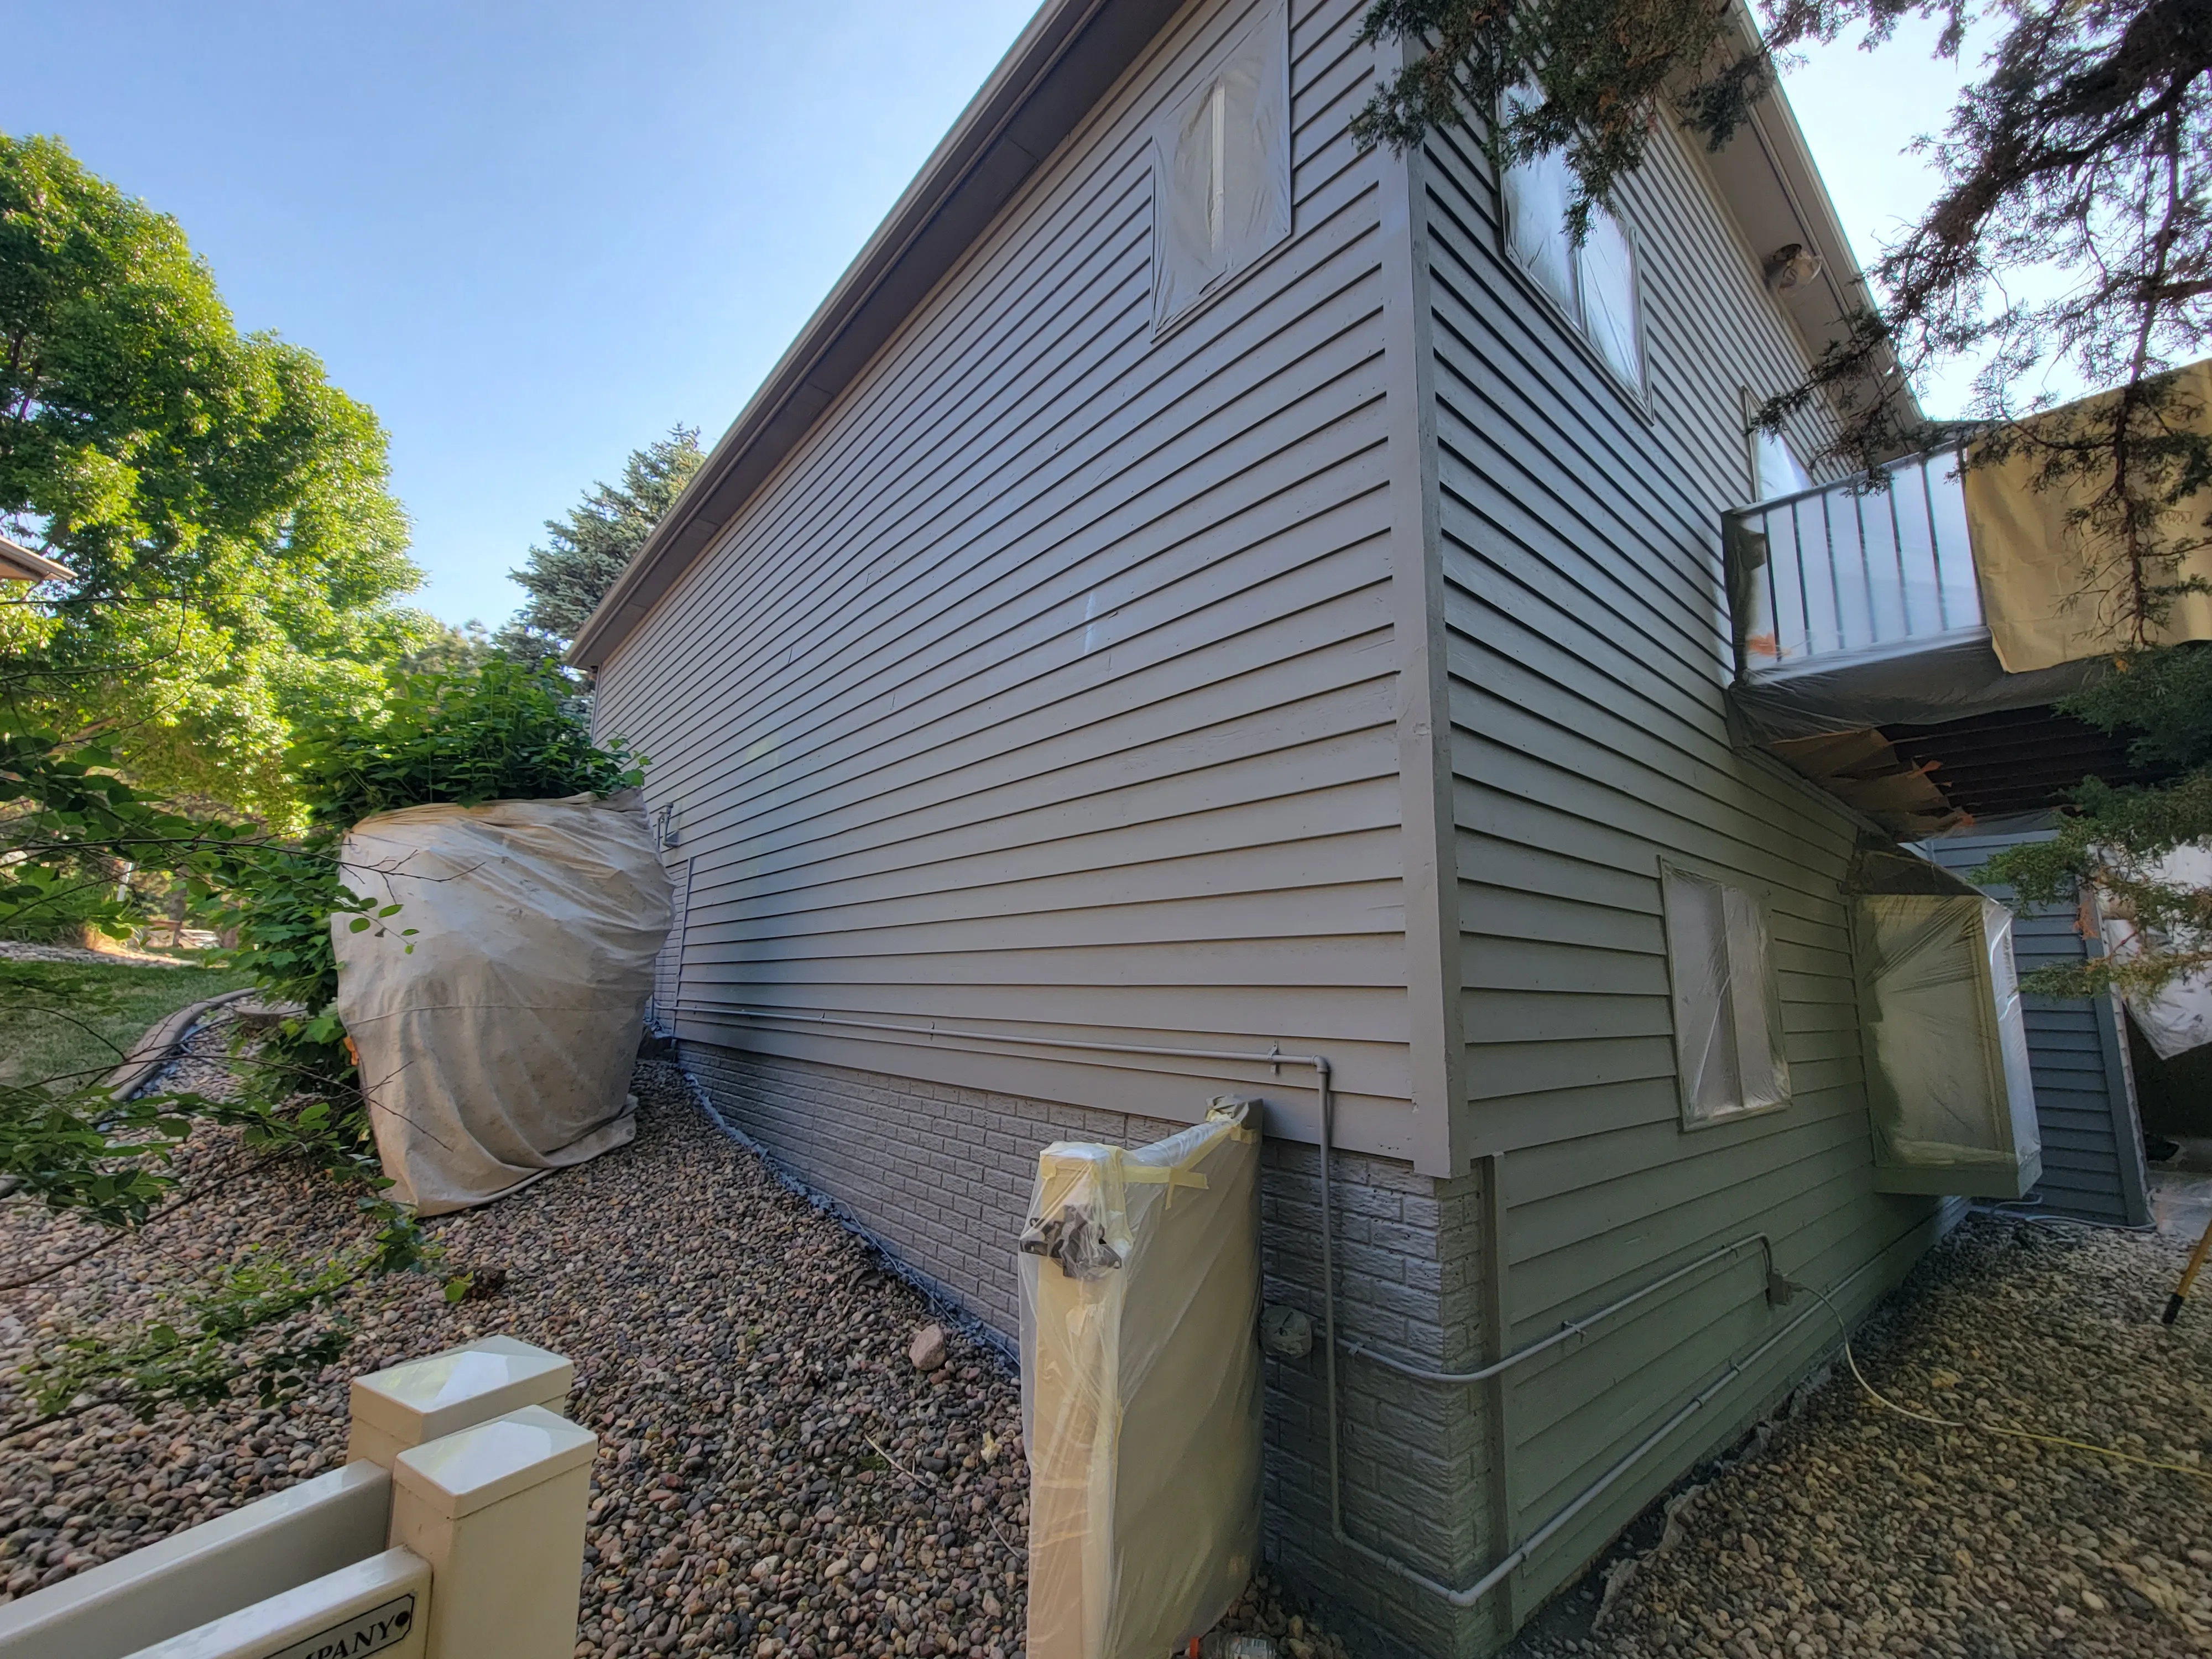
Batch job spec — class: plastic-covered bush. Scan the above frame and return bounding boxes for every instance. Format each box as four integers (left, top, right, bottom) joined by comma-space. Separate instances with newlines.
333, 790, 670, 1215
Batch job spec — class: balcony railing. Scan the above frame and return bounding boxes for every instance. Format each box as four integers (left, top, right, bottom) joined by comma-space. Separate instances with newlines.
1723, 445, 1983, 678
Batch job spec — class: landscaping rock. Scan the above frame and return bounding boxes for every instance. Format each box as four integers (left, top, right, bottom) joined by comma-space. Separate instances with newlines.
0, 1038, 1361, 1659
20, 1024, 2197, 1659
908, 1326, 947, 1374
1505, 1214, 2212, 1659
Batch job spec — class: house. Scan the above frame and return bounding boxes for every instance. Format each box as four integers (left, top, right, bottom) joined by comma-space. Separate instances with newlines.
0, 534, 69, 583
572, 2, 2060, 1652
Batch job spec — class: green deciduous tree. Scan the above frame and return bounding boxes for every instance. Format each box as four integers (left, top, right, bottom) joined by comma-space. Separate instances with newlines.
398, 618, 496, 676
0, 132, 435, 820
496, 426, 702, 673
0, 662, 642, 1434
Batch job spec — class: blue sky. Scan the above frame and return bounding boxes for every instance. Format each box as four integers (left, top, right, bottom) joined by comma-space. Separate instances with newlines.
8, 2, 1981, 627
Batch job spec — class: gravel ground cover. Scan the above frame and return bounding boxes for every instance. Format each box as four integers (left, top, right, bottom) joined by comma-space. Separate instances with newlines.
1508, 1215, 2212, 1659
0, 1029, 1353, 1659
20, 1015, 2199, 1659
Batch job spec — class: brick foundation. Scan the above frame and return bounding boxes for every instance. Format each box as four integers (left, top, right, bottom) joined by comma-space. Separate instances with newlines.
680, 1042, 1503, 1658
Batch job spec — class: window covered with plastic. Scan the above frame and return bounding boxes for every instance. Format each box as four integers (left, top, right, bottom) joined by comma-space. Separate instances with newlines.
1150, 1, 1291, 335
1753, 424, 1813, 503
1500, 85, 1646, 390
1852, 892, 2042, 1197
1019, 1100, 1262, 1659
1662, 864, 1790, 1126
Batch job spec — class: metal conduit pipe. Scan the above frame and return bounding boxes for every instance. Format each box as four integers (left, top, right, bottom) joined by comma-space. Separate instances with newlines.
1307, 1079, 1874, 1616
728, 1008, 1333, 1087
1334, 1232, 1779, 1388
1320, 1250, 1886, 1610
718, 1009, 1851, 1620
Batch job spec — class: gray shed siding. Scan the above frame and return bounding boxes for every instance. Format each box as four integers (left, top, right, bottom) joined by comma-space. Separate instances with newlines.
593, 0, 1427, 1160
1920, 829, 2152, 1227
1418, 107, 1948, 1629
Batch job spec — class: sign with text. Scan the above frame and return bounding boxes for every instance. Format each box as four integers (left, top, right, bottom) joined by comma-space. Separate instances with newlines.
268, 1594, 416, 1659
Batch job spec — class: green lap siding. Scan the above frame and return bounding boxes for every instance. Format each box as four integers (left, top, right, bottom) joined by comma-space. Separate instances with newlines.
1418, 96, 1944, 1632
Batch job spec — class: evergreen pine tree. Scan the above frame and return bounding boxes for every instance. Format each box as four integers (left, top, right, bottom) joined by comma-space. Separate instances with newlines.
498, 427, 703, 672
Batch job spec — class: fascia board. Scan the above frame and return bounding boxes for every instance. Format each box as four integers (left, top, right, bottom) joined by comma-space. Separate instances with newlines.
571, 0, 1183, 671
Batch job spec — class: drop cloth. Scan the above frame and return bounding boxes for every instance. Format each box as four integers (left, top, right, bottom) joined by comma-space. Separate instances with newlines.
332, 790, 672, 1216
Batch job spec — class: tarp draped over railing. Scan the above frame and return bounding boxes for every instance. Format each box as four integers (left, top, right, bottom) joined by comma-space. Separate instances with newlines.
1965, 360, 2212, 674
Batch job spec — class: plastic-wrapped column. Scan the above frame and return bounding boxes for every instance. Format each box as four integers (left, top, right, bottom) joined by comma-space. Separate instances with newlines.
1020, 1100, 1262, 1659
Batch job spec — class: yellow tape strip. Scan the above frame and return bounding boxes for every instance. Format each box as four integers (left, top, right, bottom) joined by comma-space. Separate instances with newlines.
1123, 1166, 1209, 1191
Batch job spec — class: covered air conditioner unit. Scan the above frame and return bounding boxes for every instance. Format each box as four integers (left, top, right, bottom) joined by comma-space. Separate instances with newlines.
1848, 847, 2041, 1198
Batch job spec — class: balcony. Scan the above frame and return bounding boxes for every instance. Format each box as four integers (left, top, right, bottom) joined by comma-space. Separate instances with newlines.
1730, 444, 1985, 671
1721, 447, 2162, 834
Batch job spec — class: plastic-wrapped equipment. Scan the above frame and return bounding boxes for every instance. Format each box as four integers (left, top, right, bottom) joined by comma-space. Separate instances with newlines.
1019, 1099, 1262, 1659
1851, 893, 2041, 1197
332, 791, 672, 1216
2098, 842, 2212, 1060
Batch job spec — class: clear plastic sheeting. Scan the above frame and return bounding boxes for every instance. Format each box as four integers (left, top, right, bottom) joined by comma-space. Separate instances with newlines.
2098, 842, 2212, 1060
1727, 629, 2105, 743
1019, 1100, 1262, 1659
1150, 1, 1290, 335
1662, 865, 1790, 1126
1851, 893, 2042, 1198
333, 790, 672, 1217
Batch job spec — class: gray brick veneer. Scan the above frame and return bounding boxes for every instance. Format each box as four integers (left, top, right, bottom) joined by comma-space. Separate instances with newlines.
680, 1042, 1504, 1659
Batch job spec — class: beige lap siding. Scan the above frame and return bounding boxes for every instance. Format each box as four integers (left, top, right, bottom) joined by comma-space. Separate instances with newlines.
589, 0, 1430, 1165
1421, 95, 1946, 1628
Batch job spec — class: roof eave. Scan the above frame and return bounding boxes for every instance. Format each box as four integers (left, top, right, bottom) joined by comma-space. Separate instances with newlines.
0, 534, 70, 583
1711, 1, 1923, 437
571, 0, 1183, 672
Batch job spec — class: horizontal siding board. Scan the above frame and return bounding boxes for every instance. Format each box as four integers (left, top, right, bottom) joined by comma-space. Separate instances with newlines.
1426, 64, 1948, 1629
595, 0, 1421, 1163
1454, 739, 1853, 911
1507, 1217, 1940, 1593
662, 363, 1397, 858
690, 679, 1400, 905
620, 142, 1389, 803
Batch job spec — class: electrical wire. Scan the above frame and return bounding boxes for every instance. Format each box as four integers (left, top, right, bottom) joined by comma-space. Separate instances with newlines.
1798, 1280, 2212, 1486
1974, 1198, 2157, 1237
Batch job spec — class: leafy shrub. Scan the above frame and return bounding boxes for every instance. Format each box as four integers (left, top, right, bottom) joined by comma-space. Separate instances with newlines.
290, 658, 641, 830
0, 663, 645, 1433
0, 863, 139, 943
216, 660, 643, 1124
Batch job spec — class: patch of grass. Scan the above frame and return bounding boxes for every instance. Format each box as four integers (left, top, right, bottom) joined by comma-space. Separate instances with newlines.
0, 957, 252, 1095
